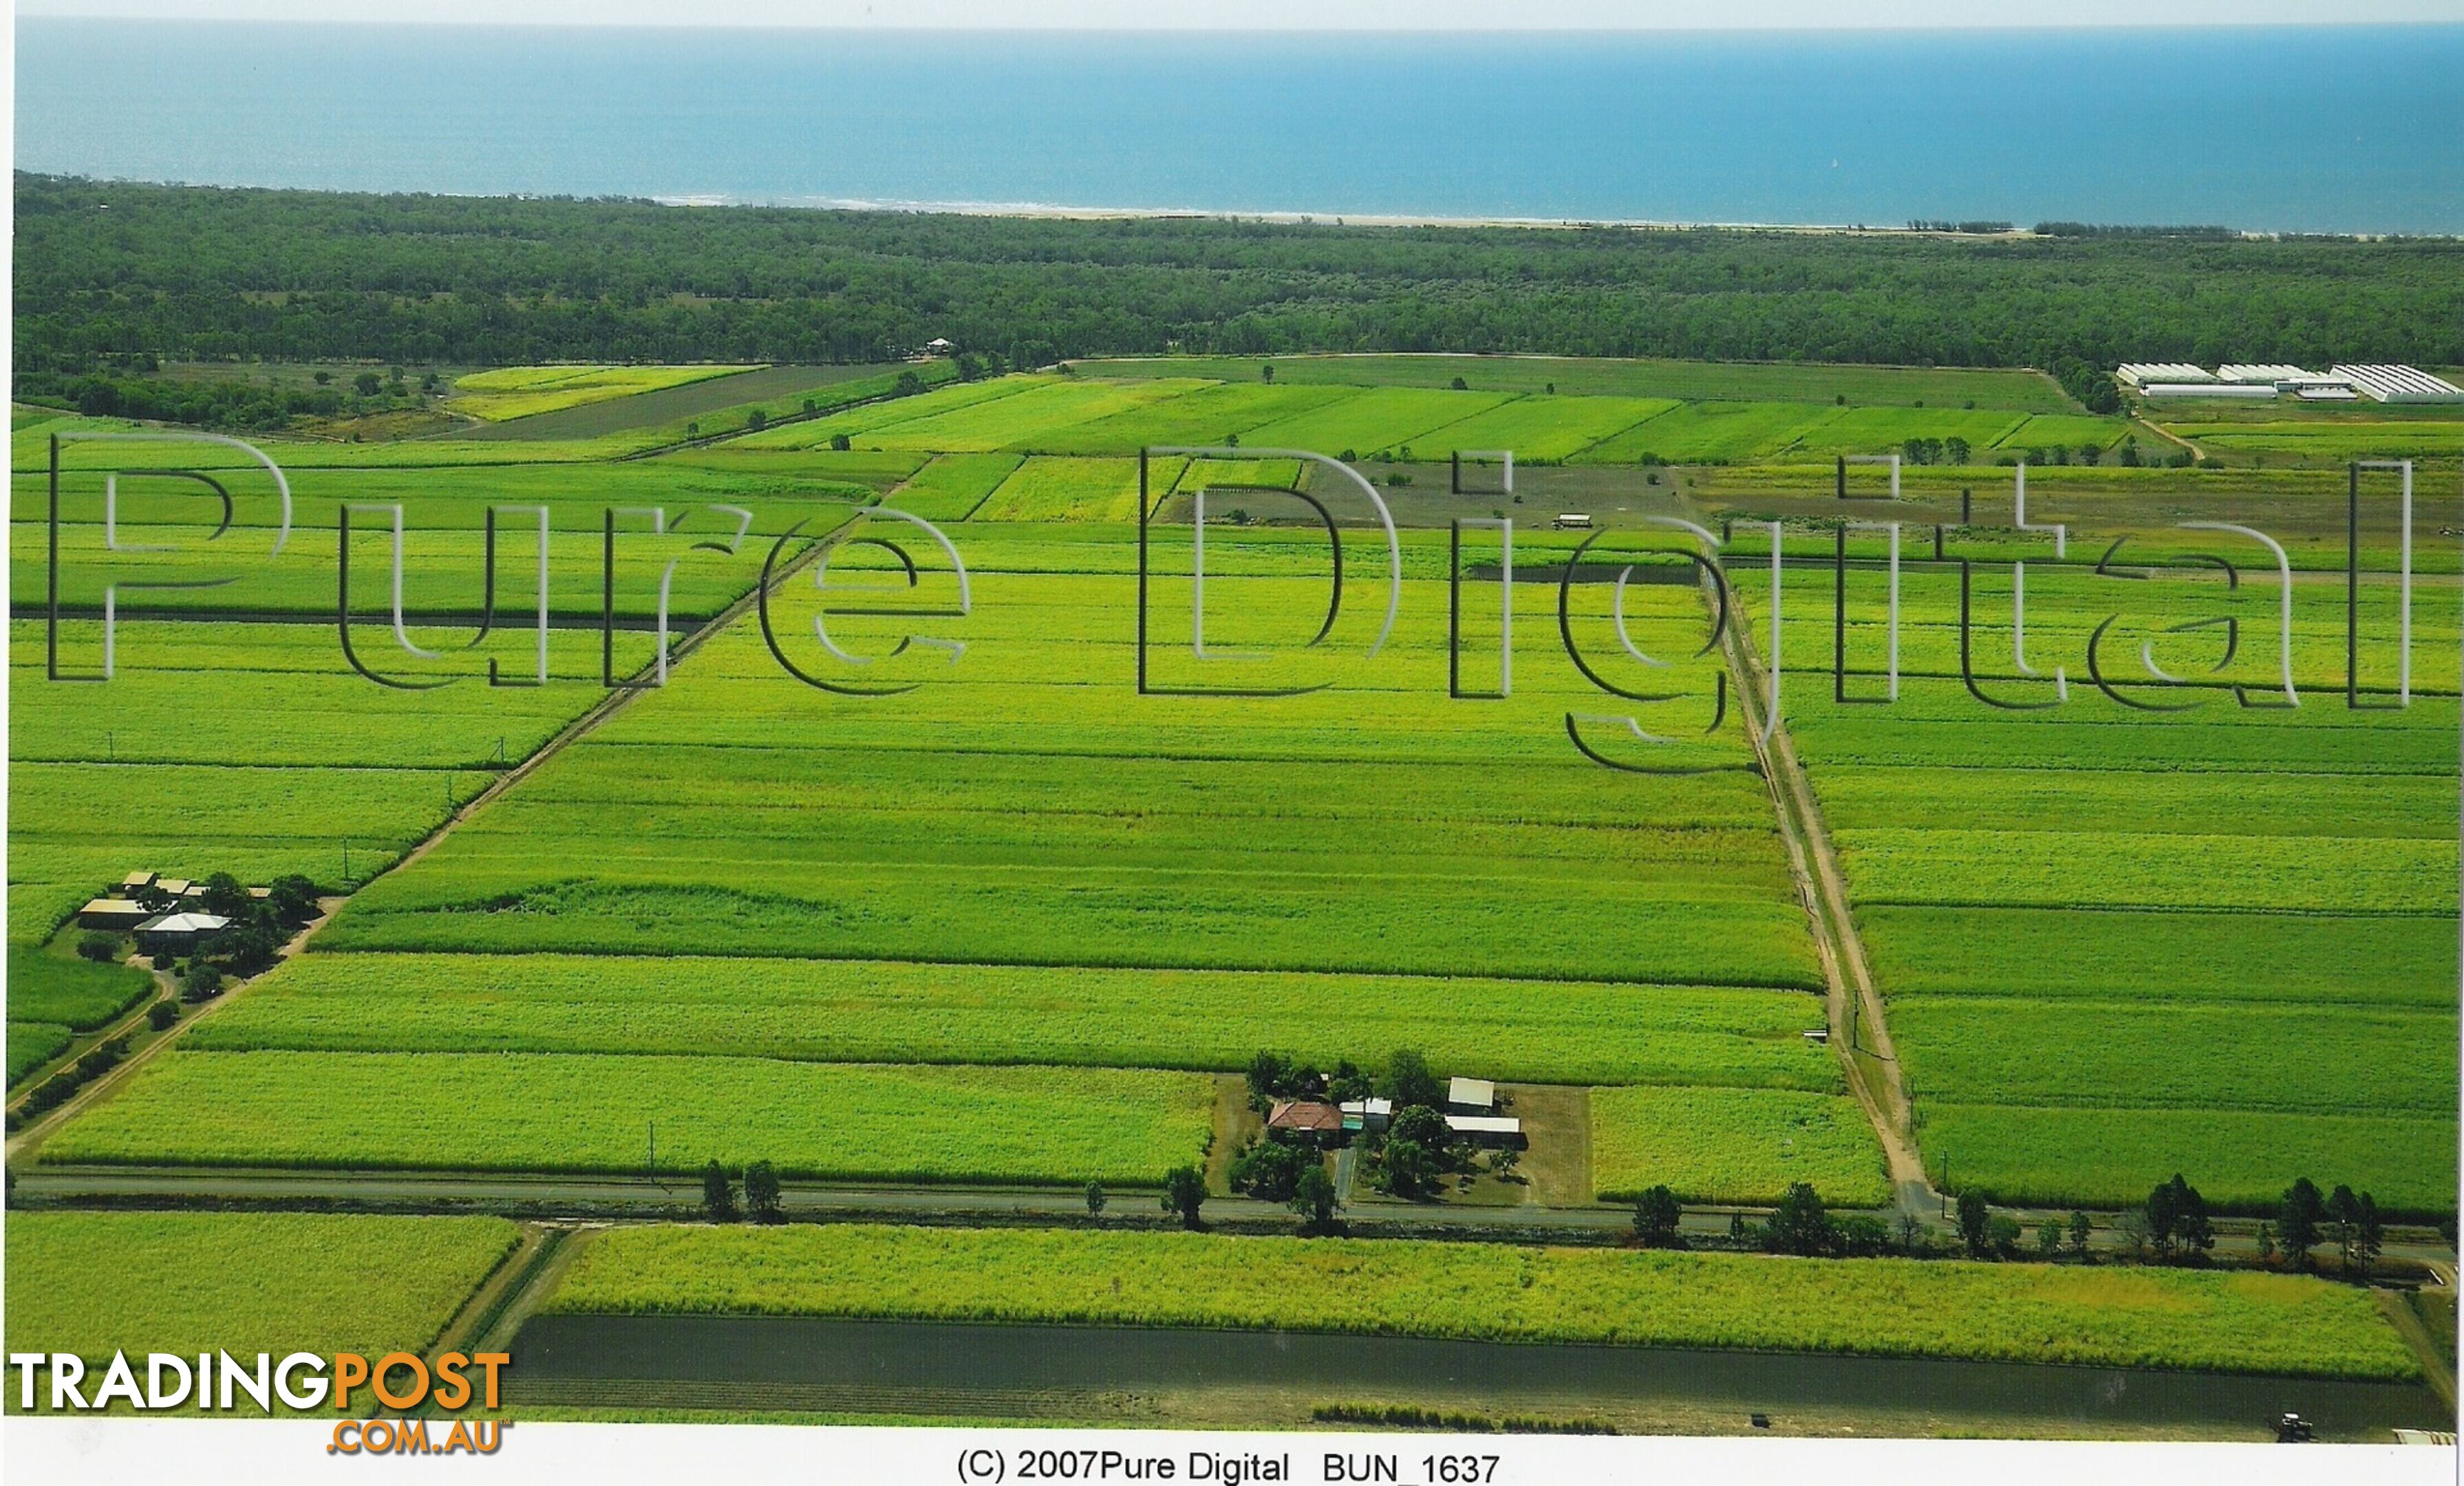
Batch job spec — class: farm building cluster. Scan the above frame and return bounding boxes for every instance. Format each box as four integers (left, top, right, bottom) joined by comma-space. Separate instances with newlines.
76, 871, 269, 954
1266, 1076, 1524, 1149
2114, 362, 2463, 402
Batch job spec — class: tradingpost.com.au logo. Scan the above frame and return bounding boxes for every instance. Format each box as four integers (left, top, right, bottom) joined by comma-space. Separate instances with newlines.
12, 1348, 510, 1455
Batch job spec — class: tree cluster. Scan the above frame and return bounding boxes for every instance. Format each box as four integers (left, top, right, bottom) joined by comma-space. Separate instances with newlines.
699, 1159, 784, 1223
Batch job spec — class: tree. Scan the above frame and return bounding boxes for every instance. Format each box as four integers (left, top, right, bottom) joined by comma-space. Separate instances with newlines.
147, 1000, 180, 1031
1956, 1192, 1991, 1259
2145, 1174, 2211, 1263
1085, 1181, 1106, 1216
1766, 1182, 1838, 1258
1449, 376, 1468, 390
2280, 1177, 2326, 1270
1261, 364, 1274, 383
2145, 1176, 2182, 1260
830, 433, 852, 451
1986, 1216, 2024, 1258
180, 962, 224, 1002
2256, 1220, 2275, 1264
1632, 1185, 1684, 1249
1161, 1165, 1206, 1229
1944, 435, 1971, 465
352, 370, 383, 396
702, 1160, 737, 1221
1245, 1049, 1294, 1110
893, 370, 926, 397
1230, 1138, 1309, 1203
2036, 1218, 2064, 1259
1385, 1050, 1442, 1112
76, 931, 120, 962
1380, 1139, 1433, 1200
199, 872, 250, 918
268, 874, 319, 925
2114, 1207, 2153, 1260
1896, 1210, 1927, 1256
1389, 1104, 1450, 1150
2355, 1194, 2384, 1277
2068, 1209, 2092, 1258
744, 1160, 782, 1222
2172, 1176, 2215, 1262
1292, 1164, 1338, 1234
745, 409, 767, 431
2328, 1184, 2361, 1269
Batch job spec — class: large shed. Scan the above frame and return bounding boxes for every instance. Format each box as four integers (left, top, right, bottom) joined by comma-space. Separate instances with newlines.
1447, 1077, 1497, 1114
78, 898, 151, 932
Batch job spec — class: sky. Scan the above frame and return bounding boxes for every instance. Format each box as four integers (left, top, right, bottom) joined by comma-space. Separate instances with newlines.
18, 0, 2464, 27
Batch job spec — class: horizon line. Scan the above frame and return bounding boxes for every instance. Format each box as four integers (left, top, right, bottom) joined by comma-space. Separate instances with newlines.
20, 12, 2464, 32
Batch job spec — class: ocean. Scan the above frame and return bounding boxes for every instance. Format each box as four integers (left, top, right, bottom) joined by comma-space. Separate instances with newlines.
14, 20, 2464, 234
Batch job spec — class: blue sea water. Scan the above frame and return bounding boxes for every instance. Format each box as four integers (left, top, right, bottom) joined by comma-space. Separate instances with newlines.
14, 20, 2464, 234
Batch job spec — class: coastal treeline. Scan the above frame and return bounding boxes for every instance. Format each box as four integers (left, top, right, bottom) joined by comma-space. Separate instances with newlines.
17, 173, 2461, 378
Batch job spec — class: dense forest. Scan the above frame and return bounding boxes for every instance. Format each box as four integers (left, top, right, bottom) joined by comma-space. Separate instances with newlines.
16, 173, 2461, 380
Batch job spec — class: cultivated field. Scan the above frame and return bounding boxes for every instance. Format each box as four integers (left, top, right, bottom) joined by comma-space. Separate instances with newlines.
6, 1211, 518, 1364
451, 365, 760, 422
1724, 541, 2462, 1213
541, 1224, 2421, 1381
47, 513, 1866, 1199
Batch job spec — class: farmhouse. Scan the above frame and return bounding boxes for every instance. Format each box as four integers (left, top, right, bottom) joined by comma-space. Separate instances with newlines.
132, 912, 231, 956
77, 898, 151, 932
922, 337, 956, 356
155, 878, 194, 900
120, 871, 159, 894
1551, 513, 1592, 530
1265, 1099, 1345, 1144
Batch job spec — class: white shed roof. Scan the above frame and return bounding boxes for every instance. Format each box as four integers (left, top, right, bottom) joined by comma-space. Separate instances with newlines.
2117, 362, 2212, 385
1445, 1115, 1522, 1136
1448, 1077, 1497, 1108
2331, 365, 2464, 402
135, 912, 231, 934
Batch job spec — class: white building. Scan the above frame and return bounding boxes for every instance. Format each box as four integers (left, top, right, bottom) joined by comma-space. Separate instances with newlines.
1444, 1114, 1524, 1147
1447, 1077, 1497, 1114
2139, 383, 2275, 400
2117, 363, 2213, 388
1338, 1097, 1393, 1133
2330, 365, 2464, 404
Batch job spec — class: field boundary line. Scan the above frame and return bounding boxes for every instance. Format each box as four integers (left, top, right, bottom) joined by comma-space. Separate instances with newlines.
1706, 555, 1936, 1220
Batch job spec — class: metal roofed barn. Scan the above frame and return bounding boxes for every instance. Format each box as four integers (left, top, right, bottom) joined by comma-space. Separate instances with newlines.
2331, 365, 2464, 403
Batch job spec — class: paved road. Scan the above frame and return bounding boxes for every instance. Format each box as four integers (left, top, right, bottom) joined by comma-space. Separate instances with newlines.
9, 1165, 1728, 1235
